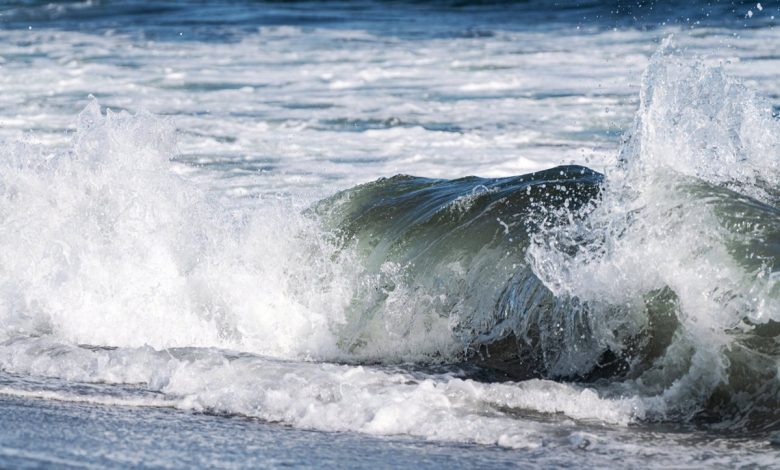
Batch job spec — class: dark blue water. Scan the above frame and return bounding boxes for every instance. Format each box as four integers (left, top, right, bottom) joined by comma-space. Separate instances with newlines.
3, 0, 777, 42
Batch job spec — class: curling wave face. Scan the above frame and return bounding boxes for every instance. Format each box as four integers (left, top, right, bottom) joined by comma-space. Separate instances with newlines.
314, 166, 607, 375
0, 47, 778, 448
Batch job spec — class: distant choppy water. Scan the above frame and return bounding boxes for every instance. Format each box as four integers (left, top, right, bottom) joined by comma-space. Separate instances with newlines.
1, 1, 780, 468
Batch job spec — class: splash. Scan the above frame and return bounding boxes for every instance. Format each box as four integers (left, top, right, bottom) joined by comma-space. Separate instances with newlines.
528, 42, 780, 426
0, 100, 352, 359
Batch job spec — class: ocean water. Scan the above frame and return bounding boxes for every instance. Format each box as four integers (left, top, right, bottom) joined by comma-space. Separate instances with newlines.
1, 1, 779, 467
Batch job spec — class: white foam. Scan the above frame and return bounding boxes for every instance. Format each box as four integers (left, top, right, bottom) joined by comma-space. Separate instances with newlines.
0, 337, 641, 448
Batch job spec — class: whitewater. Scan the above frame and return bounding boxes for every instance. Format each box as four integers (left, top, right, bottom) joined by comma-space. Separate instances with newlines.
0, 1, 779, 468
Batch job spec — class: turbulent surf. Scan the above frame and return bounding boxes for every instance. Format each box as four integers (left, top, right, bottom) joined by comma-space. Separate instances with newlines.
0, 2, 779, 464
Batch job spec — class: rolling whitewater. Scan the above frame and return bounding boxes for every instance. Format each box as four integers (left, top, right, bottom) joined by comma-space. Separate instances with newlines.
0, 1, 779, 468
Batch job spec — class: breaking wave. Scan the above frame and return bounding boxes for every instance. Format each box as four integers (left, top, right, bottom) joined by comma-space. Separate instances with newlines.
0, 43, 778, 445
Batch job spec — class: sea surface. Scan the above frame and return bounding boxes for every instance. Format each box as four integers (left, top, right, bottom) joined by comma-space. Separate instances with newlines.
1, 1, 779, 468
